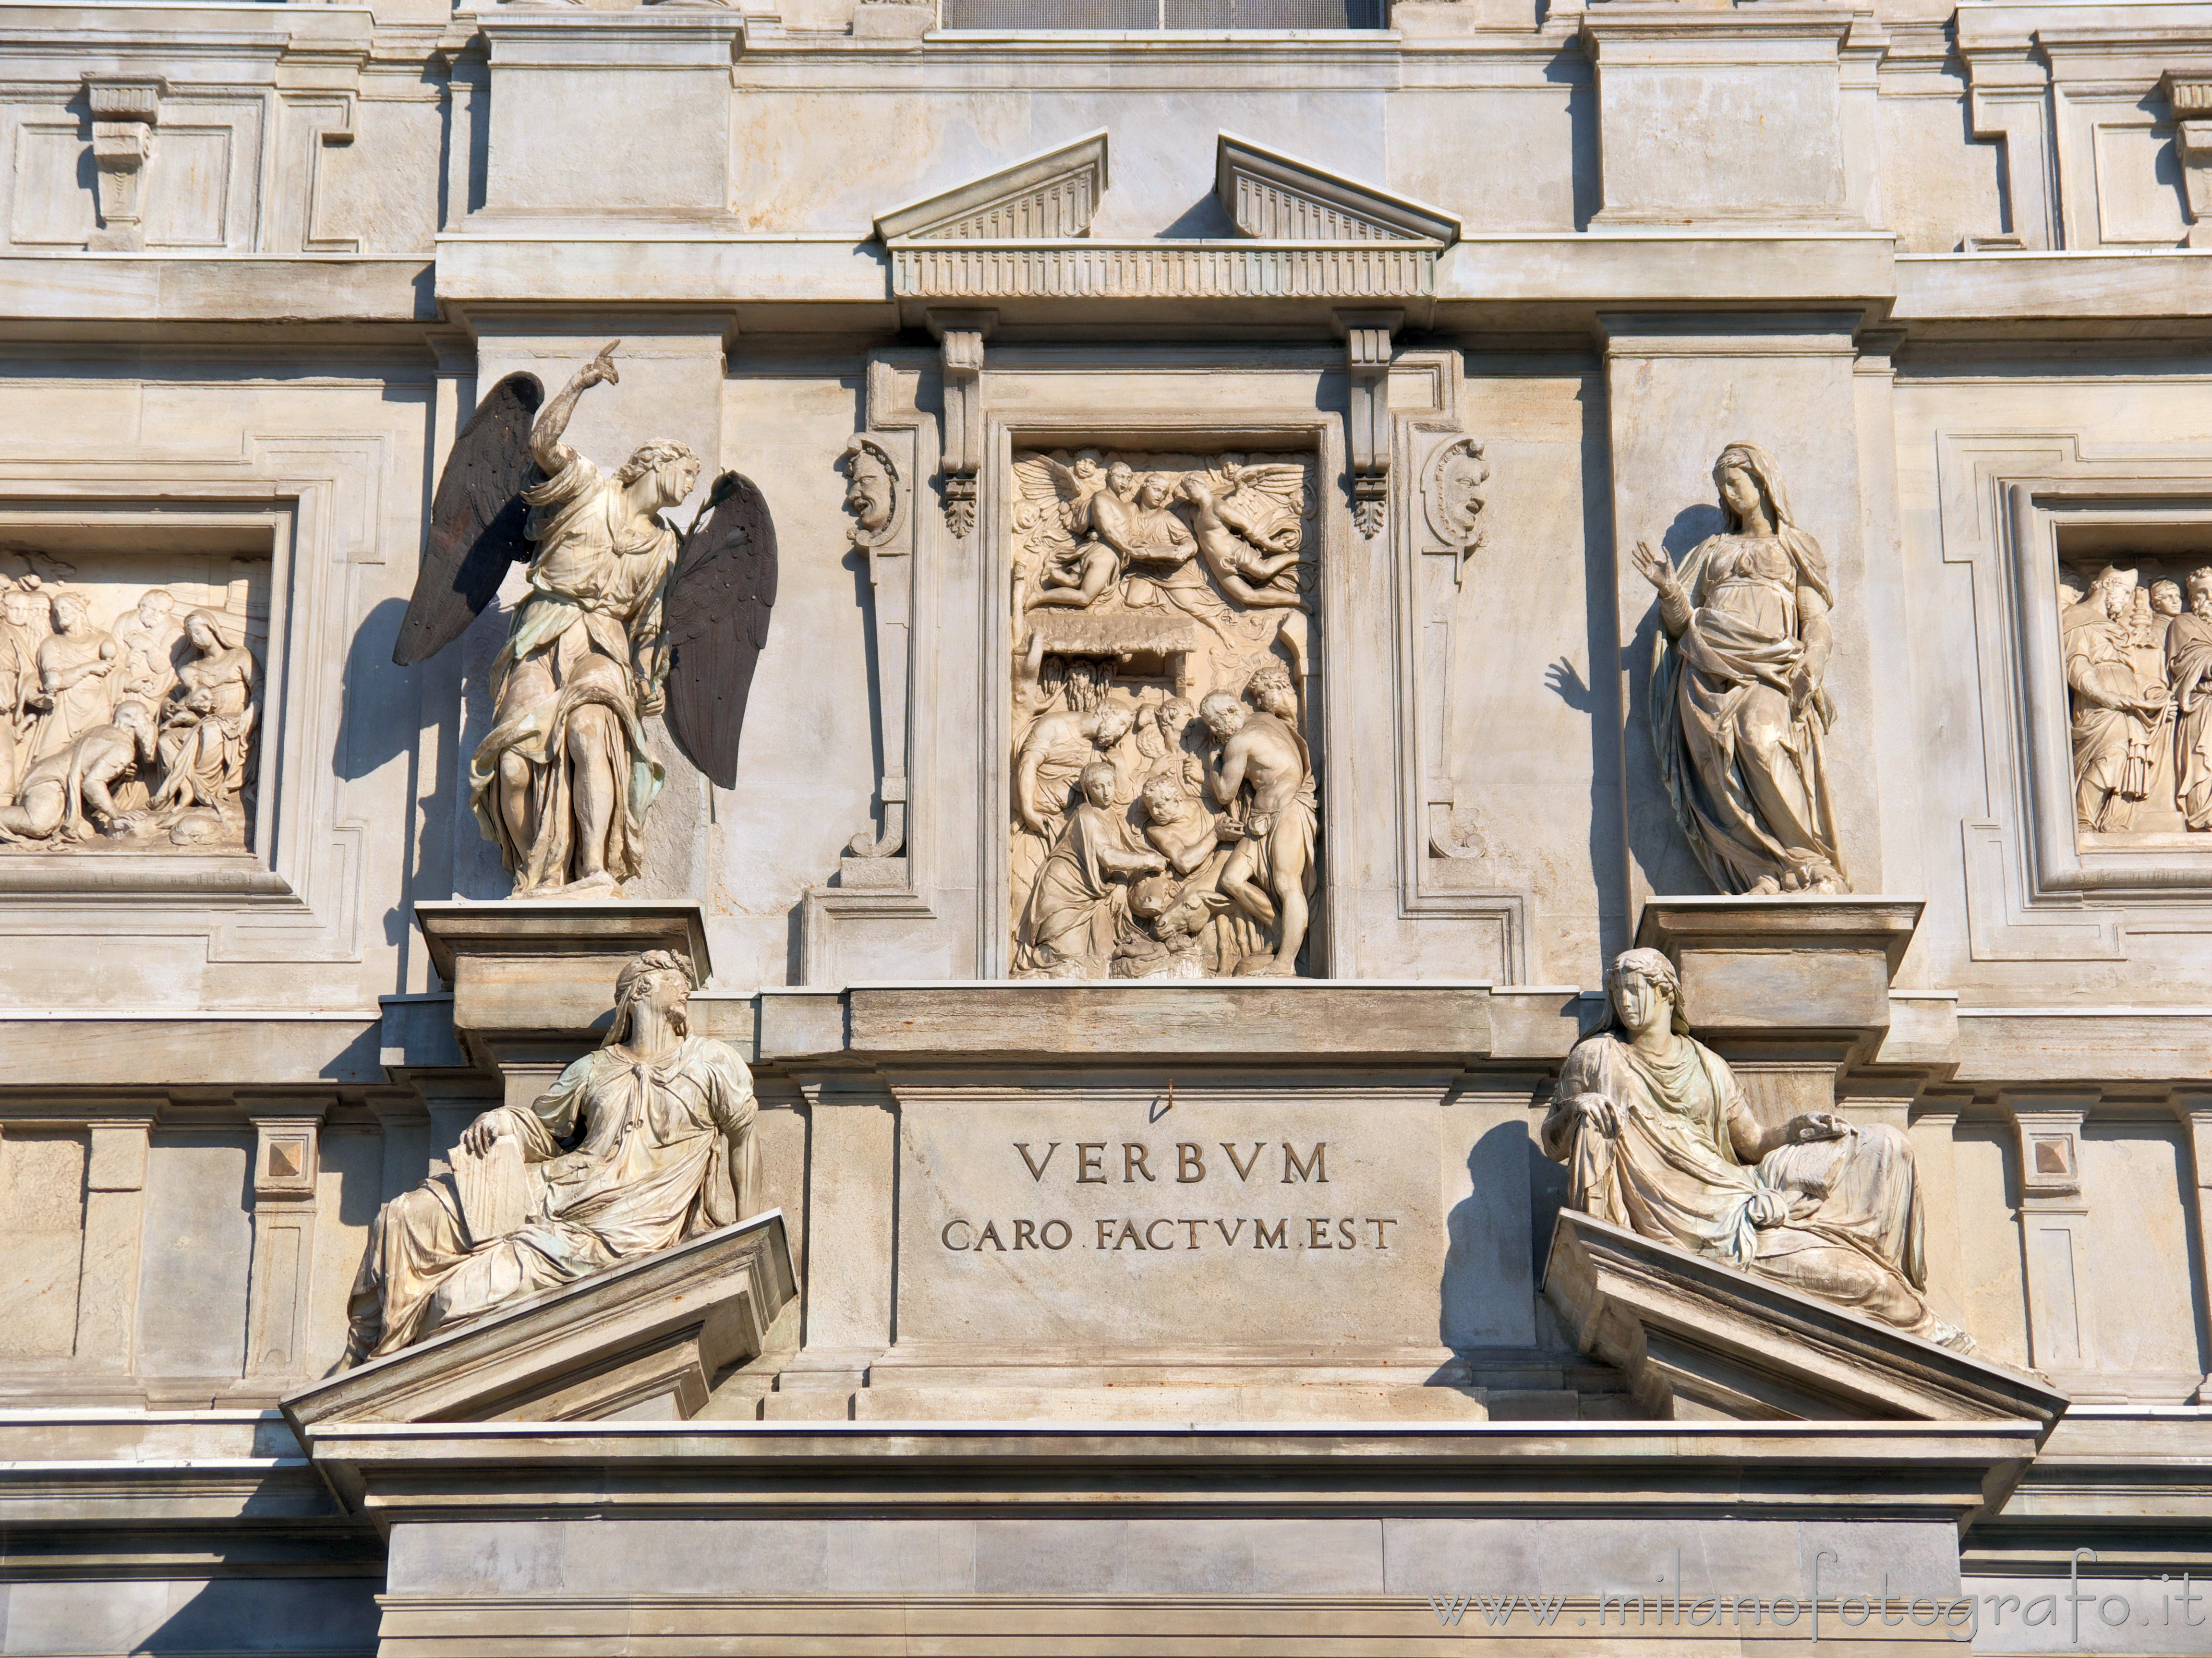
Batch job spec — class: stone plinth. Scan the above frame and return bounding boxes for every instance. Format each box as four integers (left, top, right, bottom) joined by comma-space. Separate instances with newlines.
1544, 1209, 2068, 1430
759, 979, 1496, 1065
1634, 896, 1922, 1118
300, 1418, 2043, 1652
416, 900, 712, 1067
283, 1211, 794, 1449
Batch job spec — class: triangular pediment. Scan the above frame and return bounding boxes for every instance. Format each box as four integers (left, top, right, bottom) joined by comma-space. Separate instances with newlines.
875, 130, 1109, 244
1215, 132, 1460, 245
1545, 1209, 2067, 1428
282, 1212, 794, 1439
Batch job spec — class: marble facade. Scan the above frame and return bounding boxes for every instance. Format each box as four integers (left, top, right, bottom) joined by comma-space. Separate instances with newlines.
0, 0, 2210, 1651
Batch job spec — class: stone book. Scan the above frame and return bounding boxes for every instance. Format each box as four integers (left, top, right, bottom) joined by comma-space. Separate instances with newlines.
452, 1135, 529, 1248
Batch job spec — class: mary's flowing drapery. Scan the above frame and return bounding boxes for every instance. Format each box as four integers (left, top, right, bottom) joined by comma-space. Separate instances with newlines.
153, 616, 256, 817
345, 1034, 758, 1360
466, 455, 672, 891
1651, 526, 1848, 893
1542, 1028, 1961, 1346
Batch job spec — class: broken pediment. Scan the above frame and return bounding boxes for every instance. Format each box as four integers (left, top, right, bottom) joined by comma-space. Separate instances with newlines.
875, 129, 1109, 244
1215, 132, 1460, 246
878, 132, 1456, 302
1544, 1209, 2069, 1428
282, 1211, 794, 1432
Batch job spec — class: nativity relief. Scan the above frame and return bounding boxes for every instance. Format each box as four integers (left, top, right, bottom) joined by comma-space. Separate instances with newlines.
2061, 558, 2212, 841
0, 565, 265, 851
1006, 448, 1320, 980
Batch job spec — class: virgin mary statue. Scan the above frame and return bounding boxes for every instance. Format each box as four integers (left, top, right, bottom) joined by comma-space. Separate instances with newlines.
1631, 443, 1849, 895
1542, 948, 1970, 1351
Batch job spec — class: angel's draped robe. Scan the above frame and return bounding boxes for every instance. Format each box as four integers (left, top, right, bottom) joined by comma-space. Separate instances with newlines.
344, 1034, 758, 1361
467, 455, 672, 890
1540, 1027, 1966, 1348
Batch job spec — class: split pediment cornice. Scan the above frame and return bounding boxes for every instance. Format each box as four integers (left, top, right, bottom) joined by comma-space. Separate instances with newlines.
874, 129, 1110, 244
876, 129, 1459, 302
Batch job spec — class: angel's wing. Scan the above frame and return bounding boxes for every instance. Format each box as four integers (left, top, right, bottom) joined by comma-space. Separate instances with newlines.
392, 373, 543, 667
1013, 453, 1078, 505
662, 472, 777, 790
1226, 463, 1312, 510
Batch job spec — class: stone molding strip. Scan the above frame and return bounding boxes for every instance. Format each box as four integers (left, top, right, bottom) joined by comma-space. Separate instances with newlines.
891, 242, 1436, 300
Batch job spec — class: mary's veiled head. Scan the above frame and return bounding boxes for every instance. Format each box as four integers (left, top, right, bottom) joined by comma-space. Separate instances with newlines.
1711, 441, 1795, 536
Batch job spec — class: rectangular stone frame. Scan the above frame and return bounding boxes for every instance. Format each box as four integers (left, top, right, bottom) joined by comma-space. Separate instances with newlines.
0, 474, 377, 965
2004, 473, 2212, 895
976, 402, 1345, 980
1934, 429, 2212, 960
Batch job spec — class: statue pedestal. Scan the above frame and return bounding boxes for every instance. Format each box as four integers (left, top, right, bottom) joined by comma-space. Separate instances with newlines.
1544, 1209, 2066, 1428
1634, 896, 1923, 1122
284, 1211, 794, 1450
416, 900, 713, 1090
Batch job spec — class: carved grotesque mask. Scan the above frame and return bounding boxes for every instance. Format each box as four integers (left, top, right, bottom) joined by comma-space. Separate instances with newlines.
1437, 452, 1487, 538
846, 453, 893, 534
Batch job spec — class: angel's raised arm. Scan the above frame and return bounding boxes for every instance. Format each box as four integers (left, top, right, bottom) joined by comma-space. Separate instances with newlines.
531, 340, 620, 475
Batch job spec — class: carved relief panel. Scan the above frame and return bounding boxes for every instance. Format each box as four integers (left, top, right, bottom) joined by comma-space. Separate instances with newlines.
1005, 448, 1319, 980
2060, 555, 2212, 842
0, 553, 266, 851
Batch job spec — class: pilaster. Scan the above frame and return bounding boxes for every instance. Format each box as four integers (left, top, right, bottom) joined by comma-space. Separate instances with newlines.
72, 1104, 157, 1372
1999, 1090, 2099, 1392
241, 1099, 331, 1381
766, 1077, 898, 1417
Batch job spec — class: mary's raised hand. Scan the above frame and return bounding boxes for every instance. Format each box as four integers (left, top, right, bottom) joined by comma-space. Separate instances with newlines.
1630, 540, 1677, 592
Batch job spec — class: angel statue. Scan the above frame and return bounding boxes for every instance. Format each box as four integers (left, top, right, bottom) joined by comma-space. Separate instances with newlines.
393, 343, 778, 899
1633, 442, 1849, 896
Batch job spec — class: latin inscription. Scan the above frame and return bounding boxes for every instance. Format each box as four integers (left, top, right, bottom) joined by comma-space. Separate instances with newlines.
939, 1140, 1401, 1255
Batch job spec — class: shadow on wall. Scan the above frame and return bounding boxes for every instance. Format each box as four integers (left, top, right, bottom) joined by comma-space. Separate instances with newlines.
337, 595, 421, 953
1570, 375, 1630, 962
127, 1576, 384, 1655
1439, 1114, 1573, 1351
1620, 502, 1725, 897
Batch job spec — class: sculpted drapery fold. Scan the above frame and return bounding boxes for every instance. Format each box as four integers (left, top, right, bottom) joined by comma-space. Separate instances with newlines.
1542, 948, 1968, 1352
1637, 443, 1849, 896
344, 951, 758, 1363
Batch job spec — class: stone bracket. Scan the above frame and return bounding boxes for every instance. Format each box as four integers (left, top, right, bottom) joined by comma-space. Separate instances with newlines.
1634, 897, 1923, 1117
414, 900, 712, 1066
84, 75, 165, 253
928, 309, 994, 539
2164, 72, 2212, 247
1335, 309, 1400, 539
